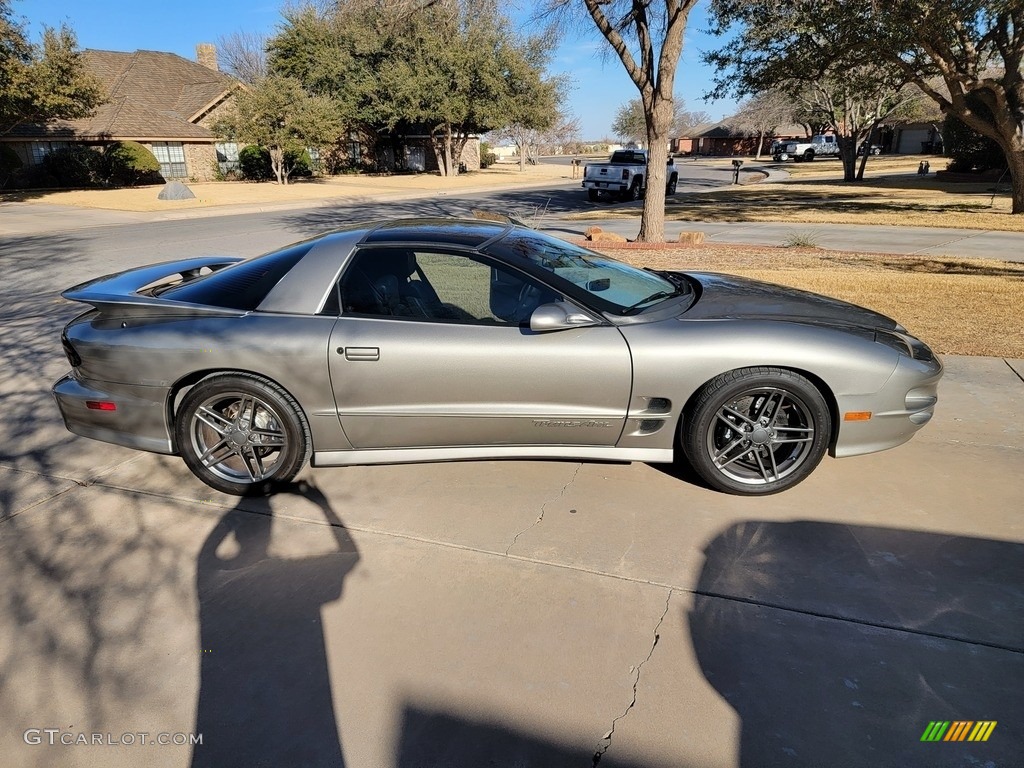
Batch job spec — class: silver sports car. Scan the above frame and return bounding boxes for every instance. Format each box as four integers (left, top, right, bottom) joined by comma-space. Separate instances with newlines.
53, 218, 942, 496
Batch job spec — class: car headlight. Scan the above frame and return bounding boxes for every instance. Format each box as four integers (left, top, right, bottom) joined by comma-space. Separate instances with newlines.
875, 329, 936, 362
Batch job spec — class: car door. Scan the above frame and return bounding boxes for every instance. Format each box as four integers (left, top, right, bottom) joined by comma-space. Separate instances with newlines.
326, 246, 632, 449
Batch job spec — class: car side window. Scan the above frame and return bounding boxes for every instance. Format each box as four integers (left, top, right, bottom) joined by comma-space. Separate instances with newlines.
337, 248, 560, 325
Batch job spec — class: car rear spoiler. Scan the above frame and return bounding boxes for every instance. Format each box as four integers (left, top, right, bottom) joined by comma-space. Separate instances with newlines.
62, 256, 245, 315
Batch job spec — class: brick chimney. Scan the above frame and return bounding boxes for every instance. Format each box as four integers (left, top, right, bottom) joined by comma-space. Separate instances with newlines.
196, 43, 218, 71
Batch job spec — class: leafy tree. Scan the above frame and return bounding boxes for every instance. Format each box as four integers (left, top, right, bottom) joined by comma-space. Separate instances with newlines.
0, 2, 103, 135
270, 0, 560, 177
218, 74, 342, 184
612, 100, 646, 144
544, 0, 700, 241
705, 3, 919, 180
862, 0, 1024, 213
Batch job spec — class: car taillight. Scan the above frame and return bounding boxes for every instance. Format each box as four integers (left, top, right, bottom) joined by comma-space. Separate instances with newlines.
61, 329, 82, 367
621, 169, 629, 180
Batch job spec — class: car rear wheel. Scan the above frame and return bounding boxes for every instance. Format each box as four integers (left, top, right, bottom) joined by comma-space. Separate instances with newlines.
622, 179, 641, 202
667, 175, 678, 194
588, 189, 600, 202
176, 374, 311, 496
803, 149, 815, 161
682, 368, 830, 495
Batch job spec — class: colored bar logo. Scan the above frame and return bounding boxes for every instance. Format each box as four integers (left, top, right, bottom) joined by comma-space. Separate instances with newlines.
921, 721, 997, 742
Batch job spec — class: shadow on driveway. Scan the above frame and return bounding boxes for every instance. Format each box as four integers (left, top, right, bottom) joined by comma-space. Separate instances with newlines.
689, 520, 1023, 767
192, 482, 359, 768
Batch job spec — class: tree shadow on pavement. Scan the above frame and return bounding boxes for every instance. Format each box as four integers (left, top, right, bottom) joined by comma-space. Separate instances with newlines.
191, 482, 360, 768
688, 520, 1024, 768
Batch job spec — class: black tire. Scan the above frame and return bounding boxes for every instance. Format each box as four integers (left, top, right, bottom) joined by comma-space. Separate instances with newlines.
803, 149, 815, 162
175, 373, 311, 496
588, 189, 600, 202
871, 147, 881, 156
681, 367, 831, 495
666, 175, 678, 195
622, 179, 641, 202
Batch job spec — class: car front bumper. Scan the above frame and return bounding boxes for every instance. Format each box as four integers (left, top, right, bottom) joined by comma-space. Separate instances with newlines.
832, 353, 944, 458
52, 373, 176, 455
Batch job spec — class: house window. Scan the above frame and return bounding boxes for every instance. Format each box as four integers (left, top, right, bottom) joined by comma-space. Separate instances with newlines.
215, 142, 240, 175
30, 141, 70, 165
151, 142, 187, 179
306, 146, 322, 173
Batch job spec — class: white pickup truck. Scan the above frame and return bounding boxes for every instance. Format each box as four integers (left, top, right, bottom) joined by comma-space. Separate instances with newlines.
582, 149, 679, 202
773, 135, 840, 162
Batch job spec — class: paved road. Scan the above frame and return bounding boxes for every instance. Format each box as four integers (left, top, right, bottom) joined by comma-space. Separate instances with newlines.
1, 187, 1022, 767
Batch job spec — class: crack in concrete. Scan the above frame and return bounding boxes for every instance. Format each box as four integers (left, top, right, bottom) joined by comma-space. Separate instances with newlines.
504, 463, 581, 555
591, 588, 673, 766
1005, 358, 1024, 385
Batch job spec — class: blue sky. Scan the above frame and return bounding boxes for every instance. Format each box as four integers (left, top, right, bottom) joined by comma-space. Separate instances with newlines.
21, 0, 736, 139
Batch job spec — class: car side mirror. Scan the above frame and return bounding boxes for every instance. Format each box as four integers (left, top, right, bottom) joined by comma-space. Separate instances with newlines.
529, 302, 600, 332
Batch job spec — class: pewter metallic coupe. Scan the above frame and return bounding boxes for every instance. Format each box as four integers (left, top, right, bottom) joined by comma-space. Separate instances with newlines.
53, 219, 942, 496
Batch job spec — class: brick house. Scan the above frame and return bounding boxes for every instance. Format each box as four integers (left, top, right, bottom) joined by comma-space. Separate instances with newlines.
674, 121, 808, 157
2, 45, 241, 182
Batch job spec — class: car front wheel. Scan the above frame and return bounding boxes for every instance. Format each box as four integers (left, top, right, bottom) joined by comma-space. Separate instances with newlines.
176, 373, 311, 496
682, 368, 831, 495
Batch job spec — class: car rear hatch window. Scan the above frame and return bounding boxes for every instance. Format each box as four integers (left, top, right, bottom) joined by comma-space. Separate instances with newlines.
159, 242, 315, 310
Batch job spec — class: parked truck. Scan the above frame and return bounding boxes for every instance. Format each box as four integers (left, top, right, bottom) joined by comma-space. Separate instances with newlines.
582, 149, 679, 202
773, 135, 840, 162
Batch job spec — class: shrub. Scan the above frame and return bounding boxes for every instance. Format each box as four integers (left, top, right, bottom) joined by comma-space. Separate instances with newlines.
479, 141, 497, 169
943, 98, 1006, 173
239, 144, 312, 181
0, 144, 23, 188
239, 145, 273, 181
42, 145, 99, 187
101, 141, 163, 186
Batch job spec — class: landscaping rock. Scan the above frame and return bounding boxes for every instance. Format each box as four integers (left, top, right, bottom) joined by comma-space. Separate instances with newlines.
588, 230, 628, 244
678, 231, 706, 246
158, 181, 195, 201
584, 226, 604, 238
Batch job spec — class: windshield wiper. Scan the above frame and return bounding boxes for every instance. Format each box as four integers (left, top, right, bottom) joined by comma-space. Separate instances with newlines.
622, 289, 680, 314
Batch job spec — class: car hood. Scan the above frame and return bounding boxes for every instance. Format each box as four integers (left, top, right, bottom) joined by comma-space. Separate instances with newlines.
680, 272, 899, 330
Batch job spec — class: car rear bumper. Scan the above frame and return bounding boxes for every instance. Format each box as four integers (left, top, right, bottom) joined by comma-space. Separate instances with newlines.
582, 181, 628, 192
52, 373, 176, 455
832, 354, 943, 458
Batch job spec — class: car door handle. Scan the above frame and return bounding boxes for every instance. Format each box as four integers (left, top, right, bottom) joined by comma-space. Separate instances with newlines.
339, 346, 379, 362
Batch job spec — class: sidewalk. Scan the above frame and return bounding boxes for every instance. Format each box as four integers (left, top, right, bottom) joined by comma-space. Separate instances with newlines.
556, 218, 1024, 261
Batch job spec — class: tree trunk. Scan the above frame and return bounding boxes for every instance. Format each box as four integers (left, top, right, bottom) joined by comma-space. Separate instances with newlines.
429, 126, 454, 177
755, 129, 765, 161
638, 98, 674, 243
1008, 146, 1024, 214
270, 146, 285, 185
839, 140, 857, 182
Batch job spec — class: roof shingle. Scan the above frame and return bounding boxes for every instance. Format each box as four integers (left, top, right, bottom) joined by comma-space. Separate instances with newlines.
7, 49, 237, 141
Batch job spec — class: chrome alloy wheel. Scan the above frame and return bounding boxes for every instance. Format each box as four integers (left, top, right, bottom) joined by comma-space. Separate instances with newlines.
705, 387, 816, 486
189, 392, 289, 484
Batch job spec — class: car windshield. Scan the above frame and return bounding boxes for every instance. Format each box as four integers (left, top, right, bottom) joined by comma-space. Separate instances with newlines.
486, 230, 687, 314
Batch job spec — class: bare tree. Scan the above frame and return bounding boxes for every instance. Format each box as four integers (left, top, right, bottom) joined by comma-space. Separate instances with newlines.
544, 0, 700, 241
733, 90, 792, 159
216, 31, 268, 85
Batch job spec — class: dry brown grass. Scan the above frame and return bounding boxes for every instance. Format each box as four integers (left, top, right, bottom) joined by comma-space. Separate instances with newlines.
576, 157, 1021, 232
591, 244, 1024, 358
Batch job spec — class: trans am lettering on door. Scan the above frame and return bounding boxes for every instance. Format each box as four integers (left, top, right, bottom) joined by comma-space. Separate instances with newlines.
533, 420, 613, 428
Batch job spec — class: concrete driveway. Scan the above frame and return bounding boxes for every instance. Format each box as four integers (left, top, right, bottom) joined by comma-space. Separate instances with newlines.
1, 207, 1022, 766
